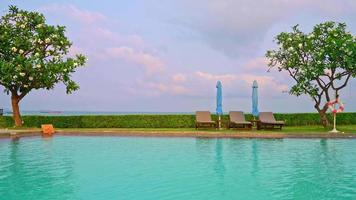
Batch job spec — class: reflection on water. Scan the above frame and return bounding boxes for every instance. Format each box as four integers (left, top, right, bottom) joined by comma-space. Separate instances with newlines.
214, 139, 225, 177
251, 140, 259, 176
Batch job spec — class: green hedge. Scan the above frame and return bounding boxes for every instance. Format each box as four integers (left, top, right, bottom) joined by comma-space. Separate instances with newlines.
0, 112, 355, 128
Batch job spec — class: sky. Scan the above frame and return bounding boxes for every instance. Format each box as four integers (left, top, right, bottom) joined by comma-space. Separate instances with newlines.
0, 0, 355, 113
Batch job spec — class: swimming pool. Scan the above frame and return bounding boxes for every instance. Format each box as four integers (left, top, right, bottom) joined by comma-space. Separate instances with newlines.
0, 136, 355, 200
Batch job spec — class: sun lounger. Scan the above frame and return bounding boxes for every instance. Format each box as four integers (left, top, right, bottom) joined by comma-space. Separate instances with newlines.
258, 112, 285, 130
195, 111, 217, 129
228, 111, 252, 129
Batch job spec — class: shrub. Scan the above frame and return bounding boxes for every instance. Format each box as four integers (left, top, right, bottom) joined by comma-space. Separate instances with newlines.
0, 112, 355, 128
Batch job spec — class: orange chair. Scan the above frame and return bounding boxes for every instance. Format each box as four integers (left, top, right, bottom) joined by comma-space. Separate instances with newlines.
41, 124, 55, 137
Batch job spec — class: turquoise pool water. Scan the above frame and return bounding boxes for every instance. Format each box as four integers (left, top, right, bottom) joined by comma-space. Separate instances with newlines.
0, 136, 356, 200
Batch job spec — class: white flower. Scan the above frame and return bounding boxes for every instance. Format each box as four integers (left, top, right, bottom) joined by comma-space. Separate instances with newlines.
36, 64, 41, 68
13, 75, 17, 79
36, 24, 43, 28
73, 62, 78, 67
348, 51, 353, 55
308, 34, 314, 39
20, 24, 25, 29
287, 38, 292, 41
52, 34, 58, 38
19, 72, 26, 77
317, 61, 321, 64
288, 47, 294, 51
11, 47, 17, 52
24, 85, 28, 88
29, 77, 33, 81
298, 43, 303, 48
19, 49, 24, 54
35, 53, 40, 57
45, 38, 51, 43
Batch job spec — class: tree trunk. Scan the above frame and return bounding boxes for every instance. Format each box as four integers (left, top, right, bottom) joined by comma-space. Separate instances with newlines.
318, 110, 330, 128
11, 94, 23, 127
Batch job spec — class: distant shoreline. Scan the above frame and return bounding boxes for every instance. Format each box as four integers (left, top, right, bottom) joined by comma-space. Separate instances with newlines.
2, 111, 356, 116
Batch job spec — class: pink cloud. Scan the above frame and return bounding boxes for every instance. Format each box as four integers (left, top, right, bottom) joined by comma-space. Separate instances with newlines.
193, 71, 289, 94
104, 47, 165, 74
171, 73, 187, 83
195, 71, 238, 85
245, 57, 269, 71
41, 4, 107, 24
130, 80, 192, 96
239, 74, 289, 93
42, 5, 146, 49
89, 27, 145, 48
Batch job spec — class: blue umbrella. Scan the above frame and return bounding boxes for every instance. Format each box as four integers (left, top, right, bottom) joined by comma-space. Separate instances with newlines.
252, 80, 259, 118
216, 81, 223, 129
216, 81, 223, 116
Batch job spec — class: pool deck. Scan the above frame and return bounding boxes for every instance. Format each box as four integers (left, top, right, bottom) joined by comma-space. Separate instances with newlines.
0, 129, 355, 139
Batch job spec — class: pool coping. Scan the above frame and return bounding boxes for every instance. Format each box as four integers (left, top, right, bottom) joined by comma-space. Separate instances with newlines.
0, 129, 356, 139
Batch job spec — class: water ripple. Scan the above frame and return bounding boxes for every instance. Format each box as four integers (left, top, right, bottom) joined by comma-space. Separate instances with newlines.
0, 136, 356, 200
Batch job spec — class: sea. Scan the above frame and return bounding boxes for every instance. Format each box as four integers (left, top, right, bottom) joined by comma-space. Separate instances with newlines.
0, 110, 195, 116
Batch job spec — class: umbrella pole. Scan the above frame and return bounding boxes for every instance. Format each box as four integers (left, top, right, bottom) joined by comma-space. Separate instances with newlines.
218, 115, 221, 130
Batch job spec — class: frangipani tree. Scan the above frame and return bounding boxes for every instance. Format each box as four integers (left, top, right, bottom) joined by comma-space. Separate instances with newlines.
266, 22, 355, 127
0, 6, 86, 126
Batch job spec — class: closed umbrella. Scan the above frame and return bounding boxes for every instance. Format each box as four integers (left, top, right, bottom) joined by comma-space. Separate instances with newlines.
216, 81, 223, 129
252, 80, 259, 119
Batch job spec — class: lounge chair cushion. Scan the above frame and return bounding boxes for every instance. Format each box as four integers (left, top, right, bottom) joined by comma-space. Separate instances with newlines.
259, 112, 285, 125
229, 111, 251, 125
196, 111, 216, 123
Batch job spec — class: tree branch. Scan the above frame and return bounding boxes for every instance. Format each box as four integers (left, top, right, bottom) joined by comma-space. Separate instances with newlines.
335, 73, 351, 92
18, 91, 28, 100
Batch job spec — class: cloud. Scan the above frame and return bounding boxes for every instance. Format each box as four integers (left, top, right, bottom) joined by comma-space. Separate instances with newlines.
103, 47, 165, 75
171, 73, 187, 83
129, 70, 289, 98
193, 71, 289, 96
130, 79, 192, 96
87, 27, 145, 48
41, 4, 107, 24
245, 57, 269, 71
195, 71, 238, 86
157, 0, 356, 57
41, 4, 162, 76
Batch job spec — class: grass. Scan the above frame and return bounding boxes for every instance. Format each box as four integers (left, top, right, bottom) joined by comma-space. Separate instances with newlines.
4, 125, 356, 134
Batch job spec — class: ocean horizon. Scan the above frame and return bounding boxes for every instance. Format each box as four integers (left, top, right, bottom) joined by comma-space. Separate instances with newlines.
0, 110, 328, 116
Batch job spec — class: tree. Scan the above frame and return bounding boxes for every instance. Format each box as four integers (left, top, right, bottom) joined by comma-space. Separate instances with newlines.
266, 22, 355, 127
0, 6, 86, 126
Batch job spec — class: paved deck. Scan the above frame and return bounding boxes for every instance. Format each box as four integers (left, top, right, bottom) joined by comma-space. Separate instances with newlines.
1, 129, 355, 139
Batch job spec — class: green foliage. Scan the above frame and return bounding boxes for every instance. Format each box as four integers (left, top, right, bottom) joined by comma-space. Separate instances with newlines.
0, 5, 86, 95
0, 113, 355, 128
